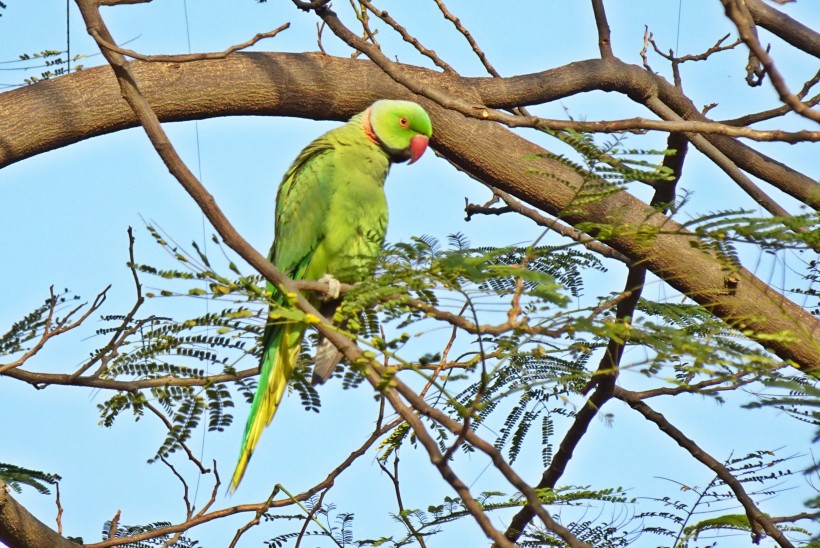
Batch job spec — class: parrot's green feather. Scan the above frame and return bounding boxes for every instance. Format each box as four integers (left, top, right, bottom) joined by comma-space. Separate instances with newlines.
230, 100, 432, 491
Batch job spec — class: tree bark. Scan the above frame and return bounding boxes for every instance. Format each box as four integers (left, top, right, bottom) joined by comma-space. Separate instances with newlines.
0, 481, 78, 548
1, 53, 818, 370
745, 0, 820, 58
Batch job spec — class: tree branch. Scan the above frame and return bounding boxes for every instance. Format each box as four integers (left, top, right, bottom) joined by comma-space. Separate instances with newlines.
90, 24, 291, 63
721, 0, 820, 123
0, 480, 78, 548
2, 52, 819, 370
590, 0, 614, 59
0, 286, 109, 375
614, 386, 794, 546
745, 0, 820, 59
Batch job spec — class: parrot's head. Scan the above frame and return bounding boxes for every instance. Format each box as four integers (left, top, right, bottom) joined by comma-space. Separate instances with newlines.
366, 100, 433, 165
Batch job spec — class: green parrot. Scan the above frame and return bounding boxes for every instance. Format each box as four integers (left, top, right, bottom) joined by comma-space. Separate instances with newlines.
230, 100, 433, 491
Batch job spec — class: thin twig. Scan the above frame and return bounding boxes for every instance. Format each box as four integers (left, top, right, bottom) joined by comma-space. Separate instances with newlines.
646, 97, 805, 222
378, 454, 427, 547
359, 0, 454, 72
465, 187, 630, 264
142, 400, 210, 474
419, 303, 465, 399
648, 31, 742, 88
92, 24, 291, 63
228, 484, 282, 548
432, 0, 499, 76
55, 483, 63, 535
722, 68, 820, 126
348, 0, 380, 57
70, 228, 144, 381
294, 489, 329, 548
160, 456, 192, 518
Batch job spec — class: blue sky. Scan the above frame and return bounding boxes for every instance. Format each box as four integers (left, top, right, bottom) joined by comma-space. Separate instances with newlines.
1, 1, 819, 546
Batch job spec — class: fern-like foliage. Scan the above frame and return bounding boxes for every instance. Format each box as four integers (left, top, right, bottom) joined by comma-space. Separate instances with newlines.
7, 49, 87, 85
101, 520, 200, 547
369, 487, 636, 547
531, 129, 676, 213
0, 289, 79, 356
638, 449, 810, 546
0, 462, 61, 494
79, 202, 817, 545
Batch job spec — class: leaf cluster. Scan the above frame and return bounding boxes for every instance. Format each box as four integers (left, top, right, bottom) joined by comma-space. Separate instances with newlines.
0, 462, 60, 495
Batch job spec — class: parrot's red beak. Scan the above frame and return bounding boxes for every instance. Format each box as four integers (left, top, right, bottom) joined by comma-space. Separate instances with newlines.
408, 134, 429, 164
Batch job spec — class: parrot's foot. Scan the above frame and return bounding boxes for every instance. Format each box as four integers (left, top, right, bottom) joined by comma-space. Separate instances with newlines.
318, 274, 341, 300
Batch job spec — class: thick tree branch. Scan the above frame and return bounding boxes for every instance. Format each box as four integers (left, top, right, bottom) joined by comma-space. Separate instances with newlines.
721, 0, 820, 123
0, 481, 78, 548
300, 3, 820, 209
2, 54, 819, 370
3, 54, 817, 207
745, 0, 820, 59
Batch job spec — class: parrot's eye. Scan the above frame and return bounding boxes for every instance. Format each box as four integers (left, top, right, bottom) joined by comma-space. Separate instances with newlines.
398, 117, 409, 128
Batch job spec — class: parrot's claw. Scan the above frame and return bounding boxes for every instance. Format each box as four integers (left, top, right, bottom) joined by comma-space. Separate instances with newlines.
318, 274, 342, 300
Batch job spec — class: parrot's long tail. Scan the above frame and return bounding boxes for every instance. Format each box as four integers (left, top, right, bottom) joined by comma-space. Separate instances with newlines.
230, 322, 304, 492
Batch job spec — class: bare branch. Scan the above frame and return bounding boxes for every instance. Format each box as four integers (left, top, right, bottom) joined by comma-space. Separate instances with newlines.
228, 485, 283, 548
70, 228, 145, 381
466, 187, 631, 264
721, 68, 820, 126
432, 0, 501, 77
359, 0, 455, 73
590, 0, 614, 59
648, 31, 742, 88
160, 456, 193, 518
92, 23, 291, 63
378, 454, 427, 546
646, 96, 818, 250
87, 421, 396, 547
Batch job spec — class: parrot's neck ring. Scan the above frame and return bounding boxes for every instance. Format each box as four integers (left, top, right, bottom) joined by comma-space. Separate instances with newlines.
362, 107, 380, 146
